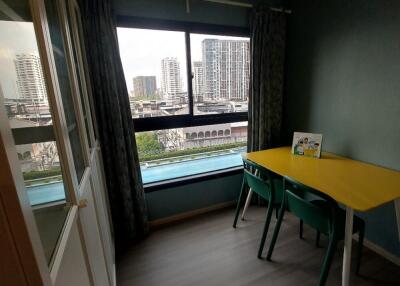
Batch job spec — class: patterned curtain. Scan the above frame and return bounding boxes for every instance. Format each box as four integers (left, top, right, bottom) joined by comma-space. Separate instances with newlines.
248, 7, 287, 152
78, 0, 149, 247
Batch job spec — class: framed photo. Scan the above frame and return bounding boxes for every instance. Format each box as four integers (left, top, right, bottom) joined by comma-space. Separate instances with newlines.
292, 132, 323, 158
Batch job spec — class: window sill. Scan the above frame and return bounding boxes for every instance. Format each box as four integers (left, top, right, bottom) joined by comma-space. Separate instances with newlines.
143, 166, 243, 193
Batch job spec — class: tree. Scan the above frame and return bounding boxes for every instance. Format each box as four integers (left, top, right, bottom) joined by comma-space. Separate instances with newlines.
136, 132, 163, 157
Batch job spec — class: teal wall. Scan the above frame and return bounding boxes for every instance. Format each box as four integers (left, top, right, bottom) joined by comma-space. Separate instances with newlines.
284, 0, 400, 256
113, 0, 283, 28
146, 174, 243, 220
113, 0, 250, 27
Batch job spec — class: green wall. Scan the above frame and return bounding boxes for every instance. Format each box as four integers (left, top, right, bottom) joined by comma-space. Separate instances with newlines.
113, 0, 250, 27
146, 174, 243, 220
284, 0, 400, 256
113, 0, 283, 28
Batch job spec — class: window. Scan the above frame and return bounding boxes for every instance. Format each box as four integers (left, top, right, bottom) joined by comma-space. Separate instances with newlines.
118, 28, 188, 118
117, 19, 249, 184
190, 34, 249, 115
136, 122, 247, 184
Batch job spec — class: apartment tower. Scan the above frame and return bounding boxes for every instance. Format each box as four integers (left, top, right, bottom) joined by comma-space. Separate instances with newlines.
202, 39, 250, 101
161, 57, 182, 98
14, 53, 48, 104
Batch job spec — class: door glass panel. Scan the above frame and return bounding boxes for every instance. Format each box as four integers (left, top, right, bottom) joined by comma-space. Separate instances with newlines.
65, 1, 93, 150
70, 4, 97, 141
0, 0, 69, 265
44, 0, 86, 182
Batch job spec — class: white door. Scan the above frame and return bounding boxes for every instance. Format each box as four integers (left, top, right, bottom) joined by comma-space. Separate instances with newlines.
0, 0, 114, 285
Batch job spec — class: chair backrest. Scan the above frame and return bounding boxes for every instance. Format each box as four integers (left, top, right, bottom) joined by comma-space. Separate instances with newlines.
242, 159, 282, 203
283, 176, 338, 235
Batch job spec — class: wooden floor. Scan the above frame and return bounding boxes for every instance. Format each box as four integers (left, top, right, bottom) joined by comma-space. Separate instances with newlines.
117, 207, 400, 286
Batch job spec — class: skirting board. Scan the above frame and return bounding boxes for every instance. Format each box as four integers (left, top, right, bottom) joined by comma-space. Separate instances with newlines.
354, 234, 400, 267
149, 201, 235, 228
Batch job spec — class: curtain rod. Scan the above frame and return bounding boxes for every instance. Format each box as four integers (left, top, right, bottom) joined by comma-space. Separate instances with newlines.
203, 0, 292, 14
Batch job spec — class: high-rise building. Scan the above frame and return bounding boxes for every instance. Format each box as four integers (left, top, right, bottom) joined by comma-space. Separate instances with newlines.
132, 76, 157, 98
202, 39, 250, 101
14, 54, 48, 104
192, 61, 204, 100
161, 57, 182, 98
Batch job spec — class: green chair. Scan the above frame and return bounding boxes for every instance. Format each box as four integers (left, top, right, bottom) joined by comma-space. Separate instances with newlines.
266, 176, 365, 286
233, 159, 283, 258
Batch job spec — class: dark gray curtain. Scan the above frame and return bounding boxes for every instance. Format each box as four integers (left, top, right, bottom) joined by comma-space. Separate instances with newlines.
248, 7, 287, 152
78, 0, 149, 246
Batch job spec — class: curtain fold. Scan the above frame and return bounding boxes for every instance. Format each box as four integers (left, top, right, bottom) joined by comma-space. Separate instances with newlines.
248, 6, 287, 152
78, 0, 149, 246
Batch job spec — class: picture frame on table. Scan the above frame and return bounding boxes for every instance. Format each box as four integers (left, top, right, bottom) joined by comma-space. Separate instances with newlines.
292, 132, 323, 158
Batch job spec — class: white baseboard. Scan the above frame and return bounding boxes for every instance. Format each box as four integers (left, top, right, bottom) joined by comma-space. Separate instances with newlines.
149, 201, 235, 228
354, 234, 400, 266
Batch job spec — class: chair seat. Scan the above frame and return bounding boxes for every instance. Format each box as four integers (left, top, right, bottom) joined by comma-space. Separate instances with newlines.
311, 200, 364, 239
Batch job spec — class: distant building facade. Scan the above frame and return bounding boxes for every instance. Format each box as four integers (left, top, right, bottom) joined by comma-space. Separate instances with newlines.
132, 76, 157, 98
14, 54, 48, 104
192, 61, 204, 101
161, 57, 182, 98
157, 122, 247, 151
202, 39, 250, 101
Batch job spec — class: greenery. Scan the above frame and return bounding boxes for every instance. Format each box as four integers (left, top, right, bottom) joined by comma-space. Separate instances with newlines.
136, 132, 163, 155
139, 141, 246, 162
133, 94, 161, 101
23, 167, 62, 181
21, 140, 246, 182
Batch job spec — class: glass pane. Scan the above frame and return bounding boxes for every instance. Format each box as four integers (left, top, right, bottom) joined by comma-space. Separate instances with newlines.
44, 0, 86, 182
65, 2, 93, 149
0, 0, 69, 265
190, 34, 250, 115
117, 28, 189, 118
136, 122, 247, 183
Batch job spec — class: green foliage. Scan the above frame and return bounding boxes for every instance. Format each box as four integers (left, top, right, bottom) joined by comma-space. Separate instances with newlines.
133, 94, 161, 101
23, 167, 62, 180
136, 132, 164, 155
139, 142, 246, 162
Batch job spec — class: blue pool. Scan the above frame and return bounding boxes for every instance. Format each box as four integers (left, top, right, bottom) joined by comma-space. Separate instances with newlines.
27, 181, 66, 205
26, 152, 244, 205
141, 152, 243, 184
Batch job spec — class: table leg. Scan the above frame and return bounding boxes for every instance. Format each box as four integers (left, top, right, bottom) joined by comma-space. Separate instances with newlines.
395, 199, 400, 241
342, 207, 354, 286
241, 190, 253, 220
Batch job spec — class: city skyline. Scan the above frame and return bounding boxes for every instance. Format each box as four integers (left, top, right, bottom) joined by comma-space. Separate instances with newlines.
129, 38, 250, 102
0, 21, 39, 100
117, 27, 249, 94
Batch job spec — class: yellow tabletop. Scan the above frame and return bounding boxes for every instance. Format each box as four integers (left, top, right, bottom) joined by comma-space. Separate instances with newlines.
244, 147, 400, 212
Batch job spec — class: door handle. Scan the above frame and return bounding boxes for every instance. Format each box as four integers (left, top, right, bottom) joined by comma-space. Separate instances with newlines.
78, 199, 88, 208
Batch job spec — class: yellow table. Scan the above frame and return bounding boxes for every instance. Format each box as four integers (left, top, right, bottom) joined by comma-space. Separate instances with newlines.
242, 147, 400, 286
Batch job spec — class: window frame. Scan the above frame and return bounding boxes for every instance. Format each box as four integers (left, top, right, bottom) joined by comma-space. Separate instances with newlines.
116, 16, 250, 132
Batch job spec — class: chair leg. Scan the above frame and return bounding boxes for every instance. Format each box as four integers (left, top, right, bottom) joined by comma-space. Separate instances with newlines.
257, 201, 274, 259
299, 220, 304, 239
266, 205, 286, 261
233, 180, 246, 228
318, 234, 338, 286
275, 206, 279, 219
316, 231, 321, 247
356, 223, 365, 275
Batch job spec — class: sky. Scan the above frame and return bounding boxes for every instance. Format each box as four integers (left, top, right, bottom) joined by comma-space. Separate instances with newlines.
117, 27, 249, 93
0, 21, 249, 99
0, 20, 39, 99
